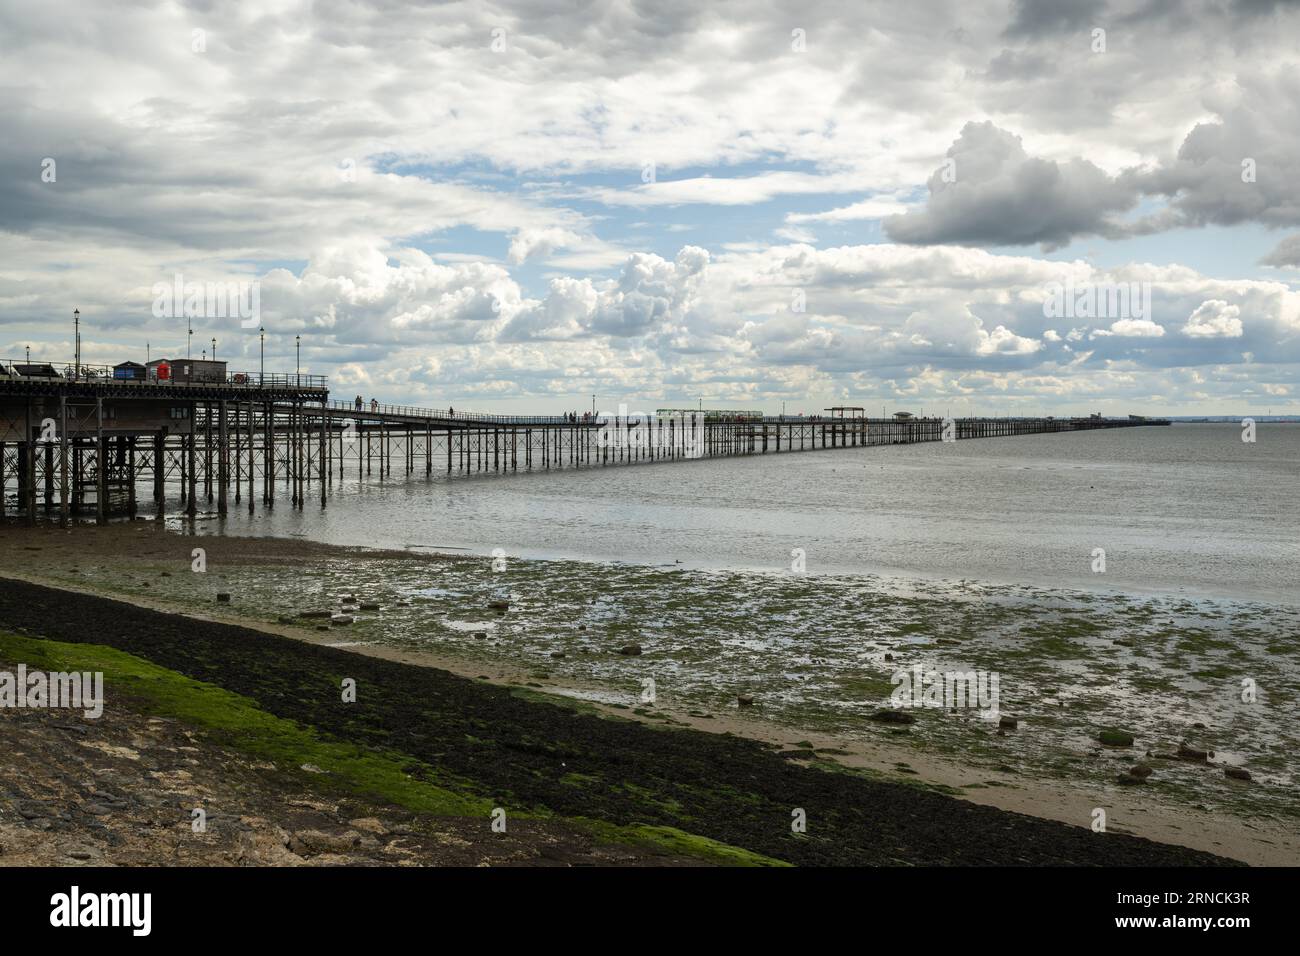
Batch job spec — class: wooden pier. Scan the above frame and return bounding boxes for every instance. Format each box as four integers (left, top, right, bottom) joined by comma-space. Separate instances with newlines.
1, 364, 1169, 522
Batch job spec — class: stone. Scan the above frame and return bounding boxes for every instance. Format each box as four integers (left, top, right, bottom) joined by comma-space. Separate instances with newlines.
216, 593, 231, 603
1098, 729, 1135, 747
618, 644, 642, 656
1224, 767, 1252, 782
737, 695, 754, 707
1176, 744, 1209, 763
998, 716, 1018, 730
870, 709, 917, 725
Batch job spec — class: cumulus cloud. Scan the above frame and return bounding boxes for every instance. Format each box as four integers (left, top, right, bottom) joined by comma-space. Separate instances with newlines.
883, 122, 1137, 250
1182, 300, 1243, 338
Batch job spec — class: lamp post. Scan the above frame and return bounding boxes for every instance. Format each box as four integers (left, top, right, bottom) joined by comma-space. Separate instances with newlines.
259, 326, 265, 385
187, 317, 192, 358
26, 345, 30, 363
211, 337, 216, 362
73, 308, 80, 376
295, 334, 300, 386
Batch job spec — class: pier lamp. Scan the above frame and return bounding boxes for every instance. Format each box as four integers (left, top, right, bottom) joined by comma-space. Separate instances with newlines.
259, 326, 265, 384
73, 308, 80, 376
188, 317, 192, 358
26, 345, 30, 363
212, 337, 217, 361
295, 334, 300, 385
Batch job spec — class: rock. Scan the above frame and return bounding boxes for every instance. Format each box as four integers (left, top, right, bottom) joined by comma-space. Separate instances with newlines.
160, 571, 172, 577
577, 624, 587, 632
331, 615, 354, 625
359, 603, 381, 611
737, 694, 755, 707
884, 653, 894, 662
347, 817, 388, 835
1176, 744, 1209, 763
298, 610, 332, 619
618, 644, 642, 656
1224, 767, 1252, 782
870, 709, 917, 725
1192, 722, 1206, 729
472, 631, 488, 639
316, 625, 330, 632
488, 600, 509, 612
549, 651, 565, 659
998, 716, 1018, 730
1128, 764, 1154, 779
1098, 729, 1135, 747
216, 593, 231, 603
1117, 773, 1147, 786
287, 829, 365, 856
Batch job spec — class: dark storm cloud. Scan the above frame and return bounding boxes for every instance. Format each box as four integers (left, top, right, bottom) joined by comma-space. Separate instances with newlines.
1003, 0, 1106, 36
883, 122, 1136, 249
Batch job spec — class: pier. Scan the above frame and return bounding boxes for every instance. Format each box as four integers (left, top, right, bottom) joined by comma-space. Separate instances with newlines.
1, 359, 1169, 522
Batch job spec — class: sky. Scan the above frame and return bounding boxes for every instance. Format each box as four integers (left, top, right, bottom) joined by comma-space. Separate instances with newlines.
3, 0, 1300, 415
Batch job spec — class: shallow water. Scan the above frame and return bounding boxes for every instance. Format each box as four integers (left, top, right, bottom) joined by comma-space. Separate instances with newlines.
193, 423, 1300, 604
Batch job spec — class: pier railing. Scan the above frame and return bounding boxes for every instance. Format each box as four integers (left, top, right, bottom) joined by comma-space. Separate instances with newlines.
1, 358, 326, 390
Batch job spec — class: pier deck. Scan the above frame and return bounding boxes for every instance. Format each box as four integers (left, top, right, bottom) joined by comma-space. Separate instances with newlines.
0, 367, 1169, 522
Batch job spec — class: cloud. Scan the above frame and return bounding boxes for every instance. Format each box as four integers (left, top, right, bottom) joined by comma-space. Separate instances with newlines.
786, 194, 913, 224
1099, 318, 1166, 337
883, 122, 1137, 250
1003, 0, 1106, 37
1182, 299, 1243, 337
1261, 233, 1300, 268
506, 227, 586, 265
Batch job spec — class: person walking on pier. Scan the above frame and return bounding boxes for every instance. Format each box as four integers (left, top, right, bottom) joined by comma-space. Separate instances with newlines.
370, 398, 378, 413
354, 394, 362, 412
